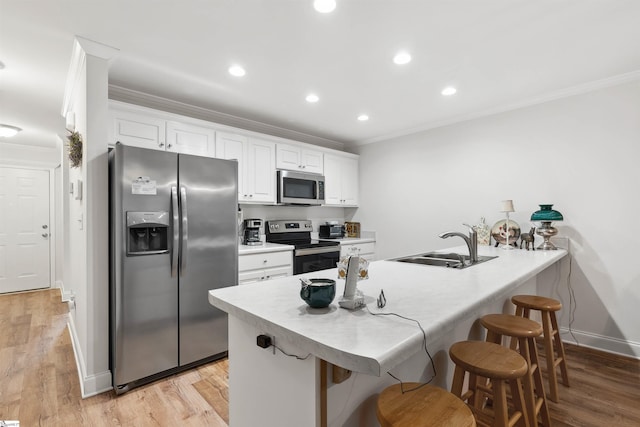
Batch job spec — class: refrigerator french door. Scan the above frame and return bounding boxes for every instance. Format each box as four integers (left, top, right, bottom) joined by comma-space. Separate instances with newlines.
110, 143, 238, 393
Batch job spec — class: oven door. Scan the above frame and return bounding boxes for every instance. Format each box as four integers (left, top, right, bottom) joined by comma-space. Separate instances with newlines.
294, 247, 340, 274
277, 170, 325, 205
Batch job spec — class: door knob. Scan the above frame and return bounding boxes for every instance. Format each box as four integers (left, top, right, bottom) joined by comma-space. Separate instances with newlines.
42, 233, 49, 238
42, 224, 48, 229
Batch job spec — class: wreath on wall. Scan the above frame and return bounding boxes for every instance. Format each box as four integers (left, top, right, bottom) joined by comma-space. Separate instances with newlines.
67, 130, 83, 168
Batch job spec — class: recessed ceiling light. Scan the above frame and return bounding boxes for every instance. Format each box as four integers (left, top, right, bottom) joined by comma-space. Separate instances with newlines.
228, 65, 246, 77
313, 0, 336, 13
357, 114, 369, 121
393, 51, 412, 65
306, 93, 319, 103
441, 86, 457, 96
0, 124, 22, 138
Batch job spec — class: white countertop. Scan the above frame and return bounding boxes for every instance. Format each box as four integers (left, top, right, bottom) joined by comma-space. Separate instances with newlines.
209, 246, 567, 376
238, 242, 294, 255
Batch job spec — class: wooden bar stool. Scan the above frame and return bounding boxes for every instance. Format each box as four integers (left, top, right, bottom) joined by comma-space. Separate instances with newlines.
480, 314, 551, 427
449, 341, 529, 427
512, 295, 570, 403
376, 383, 476, 427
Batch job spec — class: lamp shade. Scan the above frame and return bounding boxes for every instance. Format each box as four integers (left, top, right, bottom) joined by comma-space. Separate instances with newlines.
531, 204, 563, 222
500, 200, 515, 213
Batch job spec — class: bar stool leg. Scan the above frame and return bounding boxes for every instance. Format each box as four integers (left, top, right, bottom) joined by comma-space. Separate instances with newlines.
550, 310, 570, 387
520, 336, 551, 427
541, 310, 560, 402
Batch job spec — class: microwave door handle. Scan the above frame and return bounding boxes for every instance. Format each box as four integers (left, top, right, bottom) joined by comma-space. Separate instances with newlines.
171, 186, 179, 277
180, 186, 188, 276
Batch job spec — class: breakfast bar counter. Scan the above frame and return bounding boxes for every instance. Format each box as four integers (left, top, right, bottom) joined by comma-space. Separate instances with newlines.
209, 246, 567, 427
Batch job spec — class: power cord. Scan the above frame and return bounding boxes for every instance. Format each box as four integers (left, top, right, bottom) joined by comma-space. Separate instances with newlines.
273, 344, 311, 361
365, 302, 437, 393
566, 254, 579, 345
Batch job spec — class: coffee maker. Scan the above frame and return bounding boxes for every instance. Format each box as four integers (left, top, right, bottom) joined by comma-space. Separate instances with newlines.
243, 218, 263, 246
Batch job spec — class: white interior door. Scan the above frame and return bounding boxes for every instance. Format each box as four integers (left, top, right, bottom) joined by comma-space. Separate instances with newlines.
0, 167, 51, 293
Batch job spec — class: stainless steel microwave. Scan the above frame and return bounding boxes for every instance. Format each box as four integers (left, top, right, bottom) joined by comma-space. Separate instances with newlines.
277, 170, 325, 205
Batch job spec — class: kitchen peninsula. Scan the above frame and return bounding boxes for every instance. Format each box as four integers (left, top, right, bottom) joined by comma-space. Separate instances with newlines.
208, 246, 567, 427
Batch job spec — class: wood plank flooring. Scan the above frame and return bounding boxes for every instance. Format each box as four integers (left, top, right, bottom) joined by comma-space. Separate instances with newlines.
1, 288, 639, 426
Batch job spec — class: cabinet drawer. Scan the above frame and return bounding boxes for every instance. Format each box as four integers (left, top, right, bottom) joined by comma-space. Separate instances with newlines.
239, 250, 292, 272
340, 242, 375, 257
238, 265, 292, 285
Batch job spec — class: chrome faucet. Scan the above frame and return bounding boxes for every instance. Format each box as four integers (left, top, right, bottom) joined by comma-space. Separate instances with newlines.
439, 224, 478, 264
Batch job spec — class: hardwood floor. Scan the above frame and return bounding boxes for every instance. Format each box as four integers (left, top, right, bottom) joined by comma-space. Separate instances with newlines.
0, 289, 228, 426
1, 288, 639, 426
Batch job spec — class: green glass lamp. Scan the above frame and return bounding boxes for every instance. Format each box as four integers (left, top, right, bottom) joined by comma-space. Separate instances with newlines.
531, 204, 563, 250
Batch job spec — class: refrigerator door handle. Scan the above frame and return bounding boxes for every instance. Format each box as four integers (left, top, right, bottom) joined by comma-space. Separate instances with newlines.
171, 186, 179, 277
180, 186, 188, 276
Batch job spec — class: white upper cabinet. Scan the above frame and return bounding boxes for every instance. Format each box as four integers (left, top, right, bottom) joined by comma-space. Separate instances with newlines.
324, 154, 359, 206
246, 138, 276, 203
110, 110, 166, 150
110, 106, 216, 157
276, 143, 324, 174
166, 121, 216, 157
216, 132, 276, 204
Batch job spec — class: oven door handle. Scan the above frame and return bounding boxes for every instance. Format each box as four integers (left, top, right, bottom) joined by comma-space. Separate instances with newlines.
295, 246, 340, 257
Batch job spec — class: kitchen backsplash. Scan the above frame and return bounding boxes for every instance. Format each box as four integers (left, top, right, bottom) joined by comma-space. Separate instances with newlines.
240, 204, 351, 232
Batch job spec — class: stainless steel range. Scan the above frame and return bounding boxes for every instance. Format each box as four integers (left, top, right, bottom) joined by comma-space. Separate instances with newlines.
265, 220, 340, 274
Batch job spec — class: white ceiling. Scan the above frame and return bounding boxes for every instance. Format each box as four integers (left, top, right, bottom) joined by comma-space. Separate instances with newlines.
2, 0, 640, 150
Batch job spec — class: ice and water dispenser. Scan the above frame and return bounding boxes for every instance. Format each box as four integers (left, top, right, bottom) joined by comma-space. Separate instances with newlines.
126, 211, 170, 255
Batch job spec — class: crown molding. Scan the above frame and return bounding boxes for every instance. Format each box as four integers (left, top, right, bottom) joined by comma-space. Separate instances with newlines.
108, 85, 346, 151
354, 69, 640, 146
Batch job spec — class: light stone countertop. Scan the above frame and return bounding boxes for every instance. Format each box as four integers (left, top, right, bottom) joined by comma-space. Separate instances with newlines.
238, 242, 294, 255
209, 245, 567, 376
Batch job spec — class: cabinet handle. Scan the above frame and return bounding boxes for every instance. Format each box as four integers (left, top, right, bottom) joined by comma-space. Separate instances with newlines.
42, 233, 49, 238
263, 259, 267, 263
159, 142, 165, 148
167, 143, 172, 149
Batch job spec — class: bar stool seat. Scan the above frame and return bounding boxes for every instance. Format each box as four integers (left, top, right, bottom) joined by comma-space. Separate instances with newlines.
512, 295, 570, 403
449, 341, 529, 427
481, 313, 551, 427
376, 383, 476, 427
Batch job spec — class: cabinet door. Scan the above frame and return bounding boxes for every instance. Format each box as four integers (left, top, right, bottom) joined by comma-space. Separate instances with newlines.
301, 149, 324, 174
246, 139, 276, 203
216, 132, 247, 200
111, 110, 166, 150
341, 156, 359, 206
276, 143, 302, 170
166, 121, 216, 157
323, 154, 343, 205
324, 154, 358, 206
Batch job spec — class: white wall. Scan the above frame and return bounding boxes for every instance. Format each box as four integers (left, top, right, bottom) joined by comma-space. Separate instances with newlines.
62, 37, 116, 396
354, 79, 640, 358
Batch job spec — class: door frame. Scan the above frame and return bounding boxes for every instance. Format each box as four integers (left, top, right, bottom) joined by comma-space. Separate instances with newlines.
0, 163, 56, 293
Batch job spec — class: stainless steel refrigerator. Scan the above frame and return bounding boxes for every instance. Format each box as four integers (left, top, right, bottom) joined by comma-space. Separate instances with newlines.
109, 143, 238, 393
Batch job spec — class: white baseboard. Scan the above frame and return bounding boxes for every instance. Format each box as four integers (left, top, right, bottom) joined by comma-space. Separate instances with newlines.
55, 279, 75, 303
67, 315, 113, 398
560, 327, 640, 359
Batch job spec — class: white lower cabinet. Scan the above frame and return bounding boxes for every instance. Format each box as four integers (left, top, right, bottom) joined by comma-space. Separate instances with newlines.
238, 250, 293, 285
340, 242, 376, 261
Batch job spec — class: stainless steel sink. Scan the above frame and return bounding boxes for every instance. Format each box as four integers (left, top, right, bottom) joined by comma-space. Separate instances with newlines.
391, 252, 498, 269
